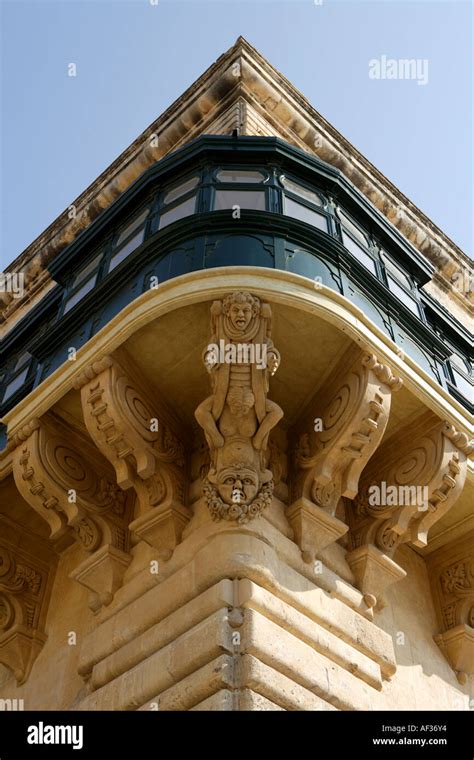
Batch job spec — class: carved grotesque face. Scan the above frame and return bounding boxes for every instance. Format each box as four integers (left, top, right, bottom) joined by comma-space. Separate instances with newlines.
216, 467, 259, 506
229, 302, 253, 332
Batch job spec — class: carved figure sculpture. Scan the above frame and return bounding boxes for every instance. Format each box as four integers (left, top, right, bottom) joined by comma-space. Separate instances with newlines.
195, 292, 282, 523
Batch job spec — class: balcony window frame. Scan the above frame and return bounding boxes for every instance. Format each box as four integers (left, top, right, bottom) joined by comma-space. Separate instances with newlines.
210, 165, 270, 213
335, 207, 379, 276
444, 349, 473, 401
380, 251, 425, 320
1, 350, 35, 403
61, 247, 105, 316
152, 174, 201, 233
107, 205, 151, 272
279, 173, 331, 233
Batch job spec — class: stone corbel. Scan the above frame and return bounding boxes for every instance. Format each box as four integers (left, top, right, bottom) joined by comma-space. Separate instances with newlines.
0, 524, 54, 684
348, 415, 472, 609
11, 415, 132, 612
75, 355, 189, 560
426, 532, 474, 683
289, 347, 402, 563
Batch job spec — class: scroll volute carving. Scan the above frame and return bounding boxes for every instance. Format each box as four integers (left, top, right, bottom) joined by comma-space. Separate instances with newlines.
194, 292, 283, 525
347, 415, 472, 611
351, 414, 472, 555
75, 356, 184, 489
75, 354, 188, 559
427, 533, 474, 683
293, 347, 402, 508
287, 347, 402, 563
0, 521, 55, 684
11, 414, 132, 611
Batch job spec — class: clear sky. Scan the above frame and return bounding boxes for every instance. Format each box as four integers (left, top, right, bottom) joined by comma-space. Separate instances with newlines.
1, 0, 472, 270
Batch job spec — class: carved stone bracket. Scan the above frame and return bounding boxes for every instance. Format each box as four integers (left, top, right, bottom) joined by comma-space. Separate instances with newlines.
76, 354, 189, 559
286, 497, 348, 564
194, 292, 283, 526
11, 414, 132, 611
0, 524, 54, 684
289, 347, 402, 562
348, 416, 472, 608
352, 417, 472, 554
427, 532, 474, 683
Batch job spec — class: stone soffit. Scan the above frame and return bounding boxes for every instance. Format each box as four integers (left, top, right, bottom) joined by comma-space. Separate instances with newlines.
2, 36, 472, 330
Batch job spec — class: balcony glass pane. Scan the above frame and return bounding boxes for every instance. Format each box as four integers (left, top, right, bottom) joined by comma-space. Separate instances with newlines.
3, 367, 29, 400
13, 351, 32, 372
214, 190, 266, 211
382, 254, 412, 289
72, 252, 103, 288
63, 277, 96, 313
451, 368, 473, 400
109, 229, 145, 271
216, 170, 264, 183
163, 177, 199, 205
341, 232, 377, 274
338, 209, 369, 246
282, 177, 321, 205
115, 209, 149, 247
449, 352, 469, 373
159, 195, 196, 229
387, 276, 421, 316
284, 197, 328, 231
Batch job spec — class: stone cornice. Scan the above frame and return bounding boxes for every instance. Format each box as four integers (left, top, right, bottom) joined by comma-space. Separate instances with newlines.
2, 37, 471, 327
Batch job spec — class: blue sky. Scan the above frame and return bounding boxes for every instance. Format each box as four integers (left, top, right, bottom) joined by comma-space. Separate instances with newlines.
1, 0, 472, 269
